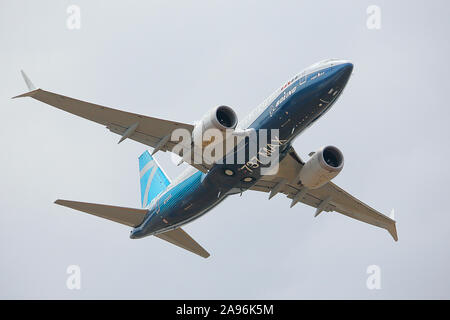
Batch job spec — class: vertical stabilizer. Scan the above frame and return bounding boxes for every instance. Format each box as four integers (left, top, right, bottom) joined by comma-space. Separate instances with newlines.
139, 151, 171, 207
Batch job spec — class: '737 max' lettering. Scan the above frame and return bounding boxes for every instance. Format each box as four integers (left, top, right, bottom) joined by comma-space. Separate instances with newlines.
239, 136, 287, 173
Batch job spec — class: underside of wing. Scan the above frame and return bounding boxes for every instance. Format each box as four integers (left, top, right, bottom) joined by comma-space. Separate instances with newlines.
13, 78, 210, 173
250, 147, 398, 241
155, 228, 210, 258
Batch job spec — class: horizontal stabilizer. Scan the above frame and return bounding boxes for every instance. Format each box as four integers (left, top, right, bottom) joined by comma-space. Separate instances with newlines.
155, 228, 210, 258
55, 199, 148, 227
55, 200, 210, 257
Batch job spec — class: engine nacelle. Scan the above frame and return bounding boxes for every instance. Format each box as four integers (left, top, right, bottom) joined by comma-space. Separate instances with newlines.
298, 146, 344, 189
192, 105, 238, 147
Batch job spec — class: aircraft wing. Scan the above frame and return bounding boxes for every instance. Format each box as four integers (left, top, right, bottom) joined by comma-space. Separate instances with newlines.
55, 199, 210, 258
250, 147, 398, 241
13, 72, 210, 173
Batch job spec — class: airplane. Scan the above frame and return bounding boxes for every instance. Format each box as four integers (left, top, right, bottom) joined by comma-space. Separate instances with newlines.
13, 59, 397, 258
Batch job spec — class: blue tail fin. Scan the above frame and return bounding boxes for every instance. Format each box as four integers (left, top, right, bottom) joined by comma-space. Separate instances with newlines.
139, 151, 171, 207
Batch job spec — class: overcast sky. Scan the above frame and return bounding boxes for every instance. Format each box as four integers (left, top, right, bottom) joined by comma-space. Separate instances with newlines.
1, 0, 449, 299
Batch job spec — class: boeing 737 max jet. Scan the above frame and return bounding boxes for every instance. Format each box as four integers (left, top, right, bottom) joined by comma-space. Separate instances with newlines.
13, 59, 397, 258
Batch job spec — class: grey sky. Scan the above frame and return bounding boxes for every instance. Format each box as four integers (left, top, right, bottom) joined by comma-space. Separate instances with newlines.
1, 0, 449, 299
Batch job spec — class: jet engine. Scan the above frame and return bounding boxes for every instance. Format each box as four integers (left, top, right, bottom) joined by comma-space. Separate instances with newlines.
192, 105, 238, 147
298, 146, 344, 189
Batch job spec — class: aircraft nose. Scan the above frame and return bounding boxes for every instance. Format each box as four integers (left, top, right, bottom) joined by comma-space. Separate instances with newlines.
336, 61, 353, 74
332, 61, 353, 82
342, 62, 353, 73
